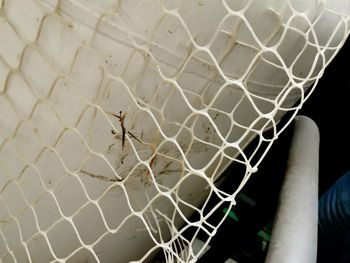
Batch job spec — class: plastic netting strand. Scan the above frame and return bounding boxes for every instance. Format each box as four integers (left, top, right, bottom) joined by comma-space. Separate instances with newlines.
0, 0, 349, 262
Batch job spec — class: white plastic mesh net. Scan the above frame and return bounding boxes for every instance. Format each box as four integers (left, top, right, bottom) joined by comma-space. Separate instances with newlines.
0, 0, 349, 262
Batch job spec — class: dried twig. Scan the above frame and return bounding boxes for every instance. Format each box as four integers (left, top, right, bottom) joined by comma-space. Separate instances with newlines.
107, 110, 159, 181
80, 170, 124, 182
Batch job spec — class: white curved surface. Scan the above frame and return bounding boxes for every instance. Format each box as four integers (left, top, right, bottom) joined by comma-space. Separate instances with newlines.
265, 116, 319, 263
0, 1, 348, 262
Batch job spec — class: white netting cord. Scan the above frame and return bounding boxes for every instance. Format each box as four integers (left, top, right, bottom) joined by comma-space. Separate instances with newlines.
0, 0, 349, 262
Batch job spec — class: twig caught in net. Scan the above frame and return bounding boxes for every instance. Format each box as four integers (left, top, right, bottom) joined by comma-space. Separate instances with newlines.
0, 0, 349, 262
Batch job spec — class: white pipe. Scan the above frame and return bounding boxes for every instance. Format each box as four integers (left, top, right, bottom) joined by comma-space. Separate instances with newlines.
265, 116, 319, 263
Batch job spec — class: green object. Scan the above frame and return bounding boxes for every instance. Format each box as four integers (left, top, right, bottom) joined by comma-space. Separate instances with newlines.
257, 230, 271, 242
223, 207, 239, 222
257, 223, 272, 242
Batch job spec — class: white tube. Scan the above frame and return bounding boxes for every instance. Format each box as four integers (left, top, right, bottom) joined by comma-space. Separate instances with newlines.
265, 116, 319, 263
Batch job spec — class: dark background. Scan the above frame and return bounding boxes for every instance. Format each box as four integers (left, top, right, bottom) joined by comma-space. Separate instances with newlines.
198, 37, 350, 262
300, 37, 350, 195
154, 37, 350, 263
